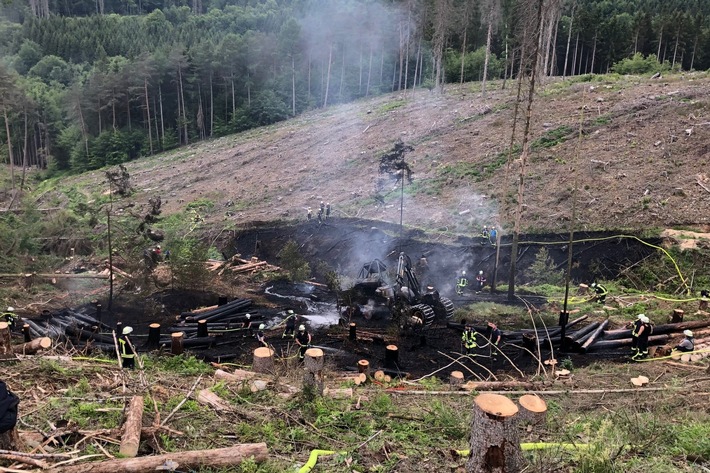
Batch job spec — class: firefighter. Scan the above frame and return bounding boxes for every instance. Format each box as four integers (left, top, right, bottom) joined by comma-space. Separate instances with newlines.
118, 326, 136, 369
283, 310, 297, 338
475, 271, 486, 293
0, 380, 20, 435
590, 282, 608, 303
675, 330, 695, 353
462, 324, 478, 355
255, 324, 267, 347
456, 271, 468, 296
487, 321, 501, 358
489, 227, 498, 246
296, 324, 312, 360
325, 203, 331, 219
629, 313, 645, 358
2, 307, 18, 331
632, 315, 651, 361
306, 207, 312, 221
481, 225, 489, 238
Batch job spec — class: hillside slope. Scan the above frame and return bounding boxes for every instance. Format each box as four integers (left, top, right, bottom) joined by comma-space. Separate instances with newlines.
37, 73, 710, 236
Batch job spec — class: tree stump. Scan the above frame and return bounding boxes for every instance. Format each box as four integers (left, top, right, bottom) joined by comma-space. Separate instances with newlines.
385, 345, 399, 369
171, 332, 184, 355
450, 371, 464, 389
349, 323, 357, 341
357, 359, 370, 376
0, 322, 13, 359
22, 324, 31, 343
578, 284, 589, 295
670, 309, 684, 323
252, 347, 275, 374
0, 428, 22, 451
700, 299, 708, 310
146, 323, 161, 349
197, 319, 209, 338
522, 333, 537, 353
517, 394, 548, 426
466, 393, 522, 473
303, 348, 324, 396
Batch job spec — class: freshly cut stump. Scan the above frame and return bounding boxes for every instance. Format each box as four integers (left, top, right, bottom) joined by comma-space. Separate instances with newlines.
450, 371, 464, 389
385, 345, 399, 368
303, 348, 324, 395
518, 394, 547, 426
171, 331, 184, 355
466, 393, 522, 473
357, 359, 370, 376
252, 347, 275, 373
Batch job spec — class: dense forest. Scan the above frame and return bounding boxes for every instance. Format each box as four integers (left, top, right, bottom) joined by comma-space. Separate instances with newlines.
1, 0, 709, 179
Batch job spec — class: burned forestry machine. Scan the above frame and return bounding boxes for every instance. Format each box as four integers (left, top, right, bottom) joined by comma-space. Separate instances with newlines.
348, 253, 454, 332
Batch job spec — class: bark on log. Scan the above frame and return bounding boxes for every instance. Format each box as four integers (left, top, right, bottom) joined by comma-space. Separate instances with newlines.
197, 389, 232, 412
588, 334, 670, 351
12, 337, 52, 354
119, 396, 144, 458
0, 322, 13, 359
252, 347, 275, 374
603, 319, 710, 340
46, 443, 268, 473
171, 332, 184, 355
579, 319, 609, 353
22, 324, 31, 343
197, 319, 208, 338
349, 323, 357, 341
466, 393, 522, 473
564, 322, 600, 348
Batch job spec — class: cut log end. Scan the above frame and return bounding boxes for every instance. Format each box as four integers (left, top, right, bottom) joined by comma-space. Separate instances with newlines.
518, 394, 547, 414
474, 393, 518, 418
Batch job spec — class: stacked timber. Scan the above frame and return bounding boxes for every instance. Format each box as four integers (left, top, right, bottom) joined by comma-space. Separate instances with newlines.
164, 298, 260, 347
207, 256, 281, 276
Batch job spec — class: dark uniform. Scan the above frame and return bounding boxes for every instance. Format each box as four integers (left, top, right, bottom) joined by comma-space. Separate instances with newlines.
632, 317, 651, 361
0, 381, 20, 434
462, 326, 478, 355
630, 315, 644, 357
283, 310, 296, 338
475, 272, 486, 292
487, 322, 501, 357
296, 326, 312, 360
255, 324, 267, 347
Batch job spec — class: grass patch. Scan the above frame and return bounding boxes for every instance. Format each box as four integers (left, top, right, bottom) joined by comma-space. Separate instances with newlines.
532, 125, 574, 149
377, 99, 407, 114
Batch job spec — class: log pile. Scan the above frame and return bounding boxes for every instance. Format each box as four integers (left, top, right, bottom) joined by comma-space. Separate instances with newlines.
207, 256, 281, 276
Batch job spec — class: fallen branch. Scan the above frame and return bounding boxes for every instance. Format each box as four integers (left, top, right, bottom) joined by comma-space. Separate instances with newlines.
45, 443, 268, 473
160, 375, 203, 428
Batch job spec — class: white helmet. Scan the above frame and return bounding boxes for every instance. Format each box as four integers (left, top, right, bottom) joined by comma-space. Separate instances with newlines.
287, 310, 294, 315
684, 330, 693, 337
640, 316, 650, 323
591, 283, 597, 288
122, 326, 133, 335
637, 314, 645, 320
7, 307, 14, 312
245, 313, 251, 320
298, 325, 306, 331
479, 270, 483, 275
259, 324, 265, 330
462, 270, 466, 275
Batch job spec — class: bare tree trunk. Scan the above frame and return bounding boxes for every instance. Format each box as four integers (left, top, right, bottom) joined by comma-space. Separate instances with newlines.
20, 107, 28, 190
3, 107, 15, 190
672, 31, 679, 69
158, 85, 165, 147
398, 22, 405, 90
459, 27, 467, 85
209, 71, 213, 136
508, 0, 545, 301
482, 21, 493, 96
144, 78, 153, 155
340, 45, 346, 101
590, 32, 597, 73
563, 3, 575, 79
323, 43, 333, 107
571, 32, 579, 76
366, 44, 373, 97
178, 65, 188, 144
404, 13, 411, 91
690, 36, 698, 70
657, 27, 663, 60
291, 57, 296, 115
